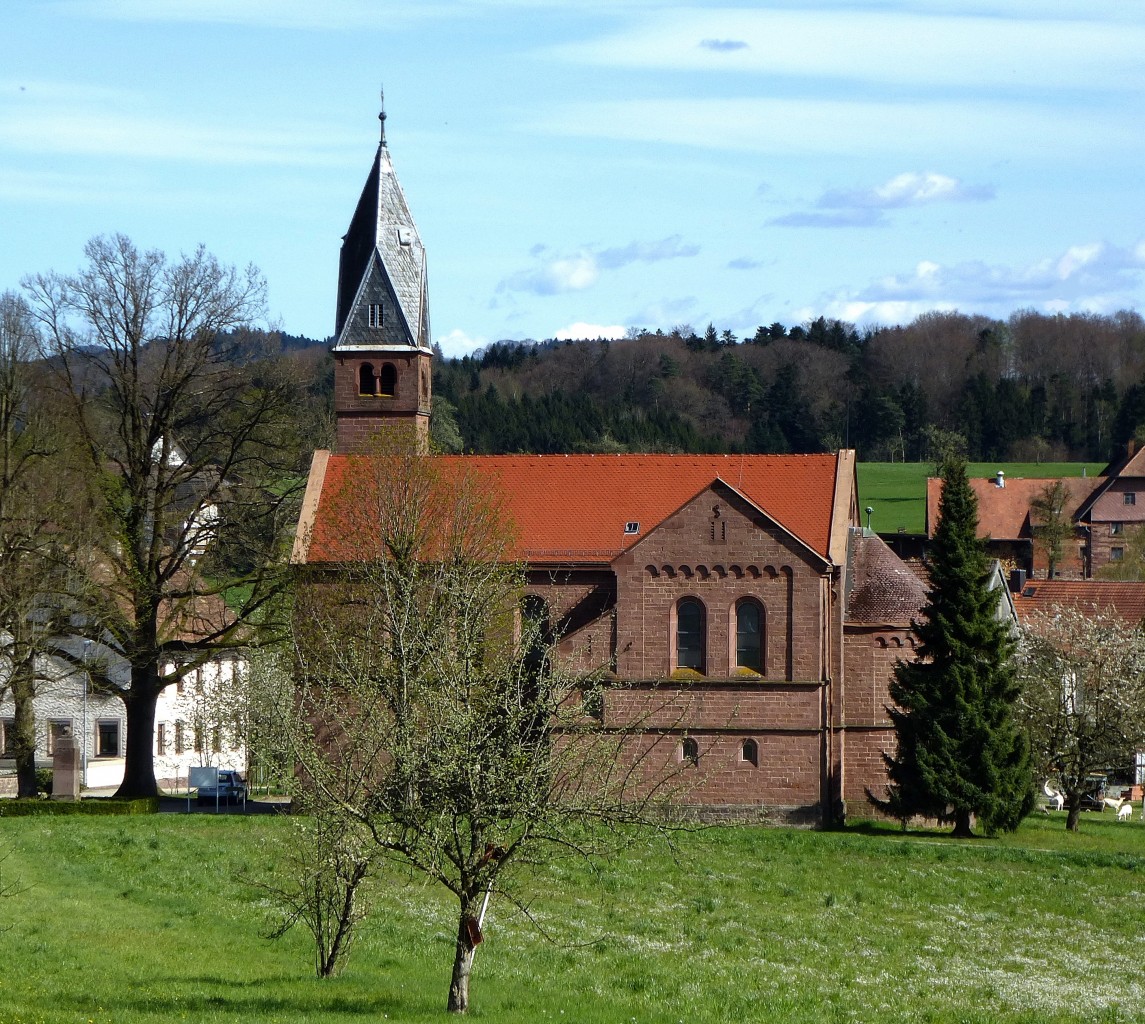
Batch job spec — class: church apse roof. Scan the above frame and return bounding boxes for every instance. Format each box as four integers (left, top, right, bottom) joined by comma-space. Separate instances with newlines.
845, 530, 927, 625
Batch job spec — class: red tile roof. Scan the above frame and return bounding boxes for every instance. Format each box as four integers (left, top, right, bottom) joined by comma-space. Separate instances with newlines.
926, 476, 1099, 540
301, 453, 842, 565
1013, 580, 1145, 626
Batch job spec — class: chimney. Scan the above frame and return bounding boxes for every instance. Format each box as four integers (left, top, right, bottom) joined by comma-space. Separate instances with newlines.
995, 470, 1005, 489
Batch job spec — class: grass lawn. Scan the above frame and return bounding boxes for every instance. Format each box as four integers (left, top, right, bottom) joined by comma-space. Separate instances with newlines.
857, 462, 1107, 536
1, 812, 1144, 1023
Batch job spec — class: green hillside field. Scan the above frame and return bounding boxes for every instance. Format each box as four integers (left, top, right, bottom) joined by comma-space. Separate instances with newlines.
857, 462, 1107, 536
0, 812, 1142, 1023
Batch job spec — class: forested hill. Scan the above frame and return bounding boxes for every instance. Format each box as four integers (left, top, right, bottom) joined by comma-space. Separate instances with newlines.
282, 309, 1145, 462
427, 311, 1145, 462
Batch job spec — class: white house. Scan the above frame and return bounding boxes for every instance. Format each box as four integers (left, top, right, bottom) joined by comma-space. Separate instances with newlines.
0, 643, 247, 793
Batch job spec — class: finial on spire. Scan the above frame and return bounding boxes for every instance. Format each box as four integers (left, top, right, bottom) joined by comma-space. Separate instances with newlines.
379, 86, 387, 145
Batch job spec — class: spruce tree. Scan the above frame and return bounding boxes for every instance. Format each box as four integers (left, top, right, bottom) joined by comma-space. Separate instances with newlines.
876, 456, 1033, 835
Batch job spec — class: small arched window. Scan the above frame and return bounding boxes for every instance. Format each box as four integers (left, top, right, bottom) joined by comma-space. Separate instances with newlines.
358, 363, 376, 396
736, 600, 763, 672
379, 363, 398, 397
676, 598, 705, 672
740, 738, 758, 767
680, 737, 699, 765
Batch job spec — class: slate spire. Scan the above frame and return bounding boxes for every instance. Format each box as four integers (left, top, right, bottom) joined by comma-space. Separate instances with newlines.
333, 103, 430, 351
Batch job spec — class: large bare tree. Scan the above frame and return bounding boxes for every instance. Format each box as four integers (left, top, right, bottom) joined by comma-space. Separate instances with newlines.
0, 291, 80, 796
24, 234, 303, 798
1016, 605, 1145, 831
283, 444, 680, 1012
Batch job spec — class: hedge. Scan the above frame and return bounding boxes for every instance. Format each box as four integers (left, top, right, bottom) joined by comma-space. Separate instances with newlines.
0, 797, 159, 816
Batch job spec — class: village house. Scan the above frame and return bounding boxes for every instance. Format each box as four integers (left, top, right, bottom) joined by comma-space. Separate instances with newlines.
292, 111, 930, 823
0, 644, 246, 793
926, 445, 1145, 582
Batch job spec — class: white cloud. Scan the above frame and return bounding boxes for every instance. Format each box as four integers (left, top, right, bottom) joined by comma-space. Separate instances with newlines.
769, 209, 885, 229
699, 38, 748, 52
500, 254, 598, 295
499, 236, 698, 296
596, 235, 699, 269
820, 172, 994, 210
436, 328, 487, 358
771, 171, 992, 229
820, 241, 1145, 324
553, 322, 628, 341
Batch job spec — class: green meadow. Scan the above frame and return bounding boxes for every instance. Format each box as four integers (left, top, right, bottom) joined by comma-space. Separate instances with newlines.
1, 812, 1143, 1023
857, 462, 1107, 536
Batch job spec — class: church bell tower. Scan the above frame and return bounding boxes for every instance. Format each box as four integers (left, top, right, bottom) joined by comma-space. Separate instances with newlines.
332, 99, 432, 453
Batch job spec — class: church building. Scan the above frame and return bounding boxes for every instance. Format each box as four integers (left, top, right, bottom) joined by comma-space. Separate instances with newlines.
292, 110, 928, 824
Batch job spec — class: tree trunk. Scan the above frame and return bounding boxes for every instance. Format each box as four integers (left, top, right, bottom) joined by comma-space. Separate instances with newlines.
114, 684, 160, 799
951, 808, 974, 838
1066, 797, 1081, 832
447, 902, 479, 1013
10, 656, 39, 798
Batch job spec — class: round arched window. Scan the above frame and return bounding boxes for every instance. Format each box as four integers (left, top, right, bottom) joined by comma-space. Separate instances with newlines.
736, 600, 763, 672
358, 363, 376, 396
677, 598, 705, 672
379, 363, 398, 397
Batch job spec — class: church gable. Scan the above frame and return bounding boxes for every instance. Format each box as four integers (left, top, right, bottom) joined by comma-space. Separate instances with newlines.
618, 480, 830, 575
612, 482, 830, 683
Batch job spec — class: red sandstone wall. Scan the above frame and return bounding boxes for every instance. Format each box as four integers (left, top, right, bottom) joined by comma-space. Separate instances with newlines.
333, 350, 431, 453
840, 626, 914, 811
604, 682, 822, 732
524, 570, 616, 675
607, 729, 823, 815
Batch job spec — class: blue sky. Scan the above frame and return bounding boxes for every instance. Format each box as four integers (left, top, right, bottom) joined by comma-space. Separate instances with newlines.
3, 1, 1144, 356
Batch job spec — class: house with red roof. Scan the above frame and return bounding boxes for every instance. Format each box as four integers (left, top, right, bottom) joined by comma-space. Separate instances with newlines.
292, 111, 930, 823
926, 448, 1145, 581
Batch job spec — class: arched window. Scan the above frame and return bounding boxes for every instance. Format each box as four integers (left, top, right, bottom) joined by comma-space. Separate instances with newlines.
740, 738, 758, 767
676, 598, 705, 672
379, 363, 398, 397
358, 362, 376, 396
735, 600, 763, 672
680, 737, 699, 765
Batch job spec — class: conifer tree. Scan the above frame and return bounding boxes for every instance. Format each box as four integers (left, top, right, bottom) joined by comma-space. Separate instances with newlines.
874, 456, 1033, 835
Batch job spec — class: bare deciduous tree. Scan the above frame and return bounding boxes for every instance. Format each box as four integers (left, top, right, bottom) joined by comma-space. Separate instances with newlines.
24, 234, 304, 798
1029, 479, 1071, 580
0, 291, 80, 797
260, 796, 376, 978
282, 444, 682, 1012
1016, 605, 1145, 831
